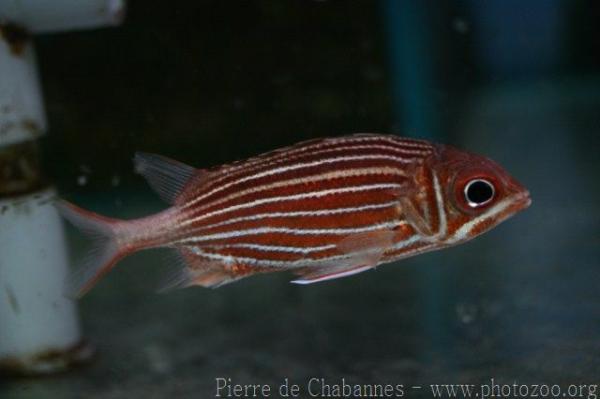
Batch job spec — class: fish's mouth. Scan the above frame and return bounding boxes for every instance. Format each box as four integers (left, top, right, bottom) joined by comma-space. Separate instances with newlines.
504, 174, 531, 212
514, 190, 532, 212
488, 190, 531, 227
491, 190, 531, 226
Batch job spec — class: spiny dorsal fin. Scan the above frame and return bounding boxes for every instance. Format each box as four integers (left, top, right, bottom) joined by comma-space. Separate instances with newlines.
134, 152, 198, 204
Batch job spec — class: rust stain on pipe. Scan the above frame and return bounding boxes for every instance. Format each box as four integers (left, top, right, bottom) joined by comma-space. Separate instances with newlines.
0, 141, 47, 198
0, 340, 95, 377
0, 119, 44, 140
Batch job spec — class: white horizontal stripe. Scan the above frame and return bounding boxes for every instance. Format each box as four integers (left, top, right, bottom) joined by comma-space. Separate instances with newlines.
188, 246, 381, 269
351, 134, 434, 150
182, 154, 417, 210
184, 234, 432, 272
187, 237, 433, 270
238, 140, 430, 172
185, 166, 406, 219
177, 221, 401, 244
218, 136, 431, 178
177, 183, 403, 228
221, 143, 425, 180
189, 201, 399, 232
205, 243, 337, 255
180, 136, 431, 213
390, 234, 421, 250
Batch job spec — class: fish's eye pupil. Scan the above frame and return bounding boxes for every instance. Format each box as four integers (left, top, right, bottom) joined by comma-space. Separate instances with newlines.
464, 179, 495, 207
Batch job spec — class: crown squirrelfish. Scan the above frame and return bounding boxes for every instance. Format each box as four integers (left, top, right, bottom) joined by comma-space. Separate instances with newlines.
58, 134, 531, 297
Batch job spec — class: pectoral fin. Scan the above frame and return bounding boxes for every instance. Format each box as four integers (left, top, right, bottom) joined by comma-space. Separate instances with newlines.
335, 229, 395, 253
290, 230, 395, 285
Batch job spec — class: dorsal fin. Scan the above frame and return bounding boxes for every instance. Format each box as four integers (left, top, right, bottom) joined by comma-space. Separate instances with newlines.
134, 152, 198, 204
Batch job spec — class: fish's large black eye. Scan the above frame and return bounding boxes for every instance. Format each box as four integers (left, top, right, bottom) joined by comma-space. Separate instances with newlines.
464, 179, 495, 207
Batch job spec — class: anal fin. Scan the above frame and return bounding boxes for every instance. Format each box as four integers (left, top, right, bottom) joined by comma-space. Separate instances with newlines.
157, 247, 239, 292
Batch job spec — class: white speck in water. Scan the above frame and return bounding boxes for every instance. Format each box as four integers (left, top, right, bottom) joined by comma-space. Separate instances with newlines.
452, 18, 469, 34
456, 303, 477, 324
144, 344, 172, 374
111, 175, 121, 187
77, 175, 88, 186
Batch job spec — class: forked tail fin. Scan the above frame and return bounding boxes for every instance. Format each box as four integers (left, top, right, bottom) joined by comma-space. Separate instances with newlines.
56, 200, 131, 298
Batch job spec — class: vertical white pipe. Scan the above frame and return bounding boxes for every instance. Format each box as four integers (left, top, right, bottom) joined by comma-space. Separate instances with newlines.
0, 20, 86, 376
0, 0, 125, 374
0, 190, 92, 375
0, 24, 46, 146
0, 31, 89, 374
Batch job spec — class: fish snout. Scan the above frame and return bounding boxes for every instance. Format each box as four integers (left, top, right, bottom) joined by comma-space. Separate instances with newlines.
505, 176, 531, 211
516, 189, 532, 210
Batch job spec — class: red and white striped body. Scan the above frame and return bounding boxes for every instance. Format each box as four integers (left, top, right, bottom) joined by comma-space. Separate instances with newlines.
58, 134, 531, 296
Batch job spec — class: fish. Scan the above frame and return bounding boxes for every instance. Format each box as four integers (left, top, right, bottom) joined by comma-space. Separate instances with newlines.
57, 134, 531, 297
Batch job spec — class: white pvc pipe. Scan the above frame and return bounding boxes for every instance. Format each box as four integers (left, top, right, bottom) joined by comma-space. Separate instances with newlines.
0, 189, 92, 374
0, 0, 125, 34
0, 0, 124, 375
0, 27, 46, 147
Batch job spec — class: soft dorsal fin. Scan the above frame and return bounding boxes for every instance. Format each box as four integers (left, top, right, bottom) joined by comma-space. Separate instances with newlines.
134, 152, 198, 204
